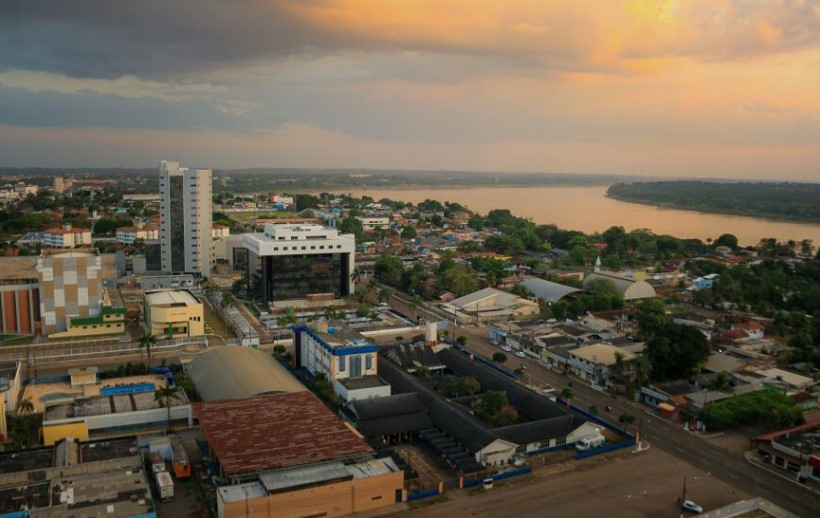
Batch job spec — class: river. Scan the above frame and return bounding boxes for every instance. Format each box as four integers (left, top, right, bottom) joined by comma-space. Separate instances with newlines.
342, 185, 820, 247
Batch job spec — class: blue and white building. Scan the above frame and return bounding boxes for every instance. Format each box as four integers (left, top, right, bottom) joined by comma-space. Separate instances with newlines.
293, 324, 391, 402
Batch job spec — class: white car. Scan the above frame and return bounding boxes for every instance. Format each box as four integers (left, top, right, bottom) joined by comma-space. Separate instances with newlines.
501, 346, 512, 352
682, 500, 703, 514
515, 351, 526, 358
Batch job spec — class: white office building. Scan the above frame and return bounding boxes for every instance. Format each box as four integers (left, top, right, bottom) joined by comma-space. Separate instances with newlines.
241, 224, 355, 303
159, 160, 213, 275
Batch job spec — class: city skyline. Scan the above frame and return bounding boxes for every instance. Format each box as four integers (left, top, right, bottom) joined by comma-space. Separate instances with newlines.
0, 1, 818, 180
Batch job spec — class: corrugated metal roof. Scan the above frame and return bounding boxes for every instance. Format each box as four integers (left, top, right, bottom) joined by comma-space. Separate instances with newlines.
519, 277, 582, 303
194, 393, 373, 476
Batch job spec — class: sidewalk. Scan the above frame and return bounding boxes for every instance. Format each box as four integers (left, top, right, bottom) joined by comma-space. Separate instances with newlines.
744, 450, 820, 496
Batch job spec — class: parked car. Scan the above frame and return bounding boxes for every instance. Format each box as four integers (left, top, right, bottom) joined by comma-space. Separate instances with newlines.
501, 345, 512, 352
682, 500, 703, 514
515, 351, 526, 358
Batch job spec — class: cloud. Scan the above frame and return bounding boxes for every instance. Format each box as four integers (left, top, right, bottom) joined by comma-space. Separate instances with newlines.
0, 83, 241, 131
0, 69, 222, 100
2, 1, 818, 81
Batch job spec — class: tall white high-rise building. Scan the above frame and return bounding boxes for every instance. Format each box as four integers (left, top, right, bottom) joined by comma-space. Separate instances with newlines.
159, 160, 213, 275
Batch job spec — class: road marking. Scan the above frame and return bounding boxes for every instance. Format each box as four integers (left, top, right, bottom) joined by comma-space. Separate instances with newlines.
674, 447, 685, 453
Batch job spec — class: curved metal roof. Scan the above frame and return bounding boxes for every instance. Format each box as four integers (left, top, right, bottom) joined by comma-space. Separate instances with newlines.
188, 346, 306, 401
519, 277, 582, 302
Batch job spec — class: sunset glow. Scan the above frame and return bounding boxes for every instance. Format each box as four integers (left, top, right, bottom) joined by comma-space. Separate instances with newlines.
0, 0, 817, 178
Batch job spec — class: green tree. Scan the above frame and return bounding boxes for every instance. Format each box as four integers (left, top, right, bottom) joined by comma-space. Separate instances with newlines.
561, 387, 573, 406
374, 255, 404, 286
138, 330, 159, 367
438, 266, 478, 297
408, 294, 423, 319
456, 335, 467, 346
377, 288, 391, 305
154, 385, 183, 431
645, 323, 710, 381
400, 226, 417, 239
492, 352, 508, 363
635, 298, 670, 340
339, 216, 364, 238
714, 233, 739, 249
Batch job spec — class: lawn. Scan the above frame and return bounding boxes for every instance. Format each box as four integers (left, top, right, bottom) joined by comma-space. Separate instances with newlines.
0, 335, 36, 345
202, 302, 232, 337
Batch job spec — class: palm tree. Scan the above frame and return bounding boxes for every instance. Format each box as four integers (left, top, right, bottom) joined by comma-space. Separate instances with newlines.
323, 304, 338, 323
18, 397, 34, 415
354, 284, 372, 304
350, 268, 362, 285
154, 385, 183, 431
138, 330, 158, 367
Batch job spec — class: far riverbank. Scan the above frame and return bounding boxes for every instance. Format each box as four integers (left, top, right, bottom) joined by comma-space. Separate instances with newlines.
337, 185, 820, 247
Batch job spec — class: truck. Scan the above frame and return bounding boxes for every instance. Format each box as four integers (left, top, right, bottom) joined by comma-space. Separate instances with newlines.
170, 436, 191, 479
149, 451, 166, 474
155, 471, 174, 501
575, 433, 606, 451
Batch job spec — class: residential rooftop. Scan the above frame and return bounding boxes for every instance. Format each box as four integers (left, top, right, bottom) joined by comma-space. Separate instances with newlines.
570, 343, 637, 366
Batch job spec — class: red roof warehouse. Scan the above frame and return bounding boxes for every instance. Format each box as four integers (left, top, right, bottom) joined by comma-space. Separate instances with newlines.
194, 392, 374, 477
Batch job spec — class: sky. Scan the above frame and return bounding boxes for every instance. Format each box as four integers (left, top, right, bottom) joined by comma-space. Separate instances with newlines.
0, 0, 818, 180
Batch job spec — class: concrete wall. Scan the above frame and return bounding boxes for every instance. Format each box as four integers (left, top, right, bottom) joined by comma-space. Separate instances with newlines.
43, 421, 89, 445
218, 470, 403, 518
44, 405, 193, 444
336, 381, 392, 402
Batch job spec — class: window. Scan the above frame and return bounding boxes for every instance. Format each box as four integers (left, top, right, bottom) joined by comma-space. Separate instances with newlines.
338, 356, 346, 372
365, 354, 373, 371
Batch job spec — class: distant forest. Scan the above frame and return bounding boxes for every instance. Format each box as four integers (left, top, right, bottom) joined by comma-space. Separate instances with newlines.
607, 181, 820, 223
0, 167, 633, 193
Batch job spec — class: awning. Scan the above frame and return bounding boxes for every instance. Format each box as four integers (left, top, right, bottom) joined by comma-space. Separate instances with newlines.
658, 402, 676, 412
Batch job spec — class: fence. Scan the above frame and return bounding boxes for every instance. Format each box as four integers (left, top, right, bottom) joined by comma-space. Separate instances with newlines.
406, 488, 441, 501
462, 466, 533, 488
0, 336, 210, 363
575, 438, 635, 460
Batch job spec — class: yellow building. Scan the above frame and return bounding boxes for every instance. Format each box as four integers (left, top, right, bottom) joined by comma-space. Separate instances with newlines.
49, 305, 126, 339
144, 289, 205, 338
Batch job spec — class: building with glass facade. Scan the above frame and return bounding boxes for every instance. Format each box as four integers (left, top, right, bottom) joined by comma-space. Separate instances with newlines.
158, 160, 212, 275
241, 224, 355, 303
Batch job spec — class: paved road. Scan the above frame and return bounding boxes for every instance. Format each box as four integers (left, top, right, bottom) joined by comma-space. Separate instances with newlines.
386, 291, 819, 517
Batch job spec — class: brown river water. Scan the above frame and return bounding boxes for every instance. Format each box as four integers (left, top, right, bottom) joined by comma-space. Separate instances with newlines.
342, 185, 819, 247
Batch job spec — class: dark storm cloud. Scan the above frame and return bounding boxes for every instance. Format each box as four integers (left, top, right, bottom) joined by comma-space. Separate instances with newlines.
0, 83, 246, 130
0, 0, 343, 78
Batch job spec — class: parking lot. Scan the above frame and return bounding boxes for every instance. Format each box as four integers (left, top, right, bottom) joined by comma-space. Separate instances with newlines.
409, 447, 750, 518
